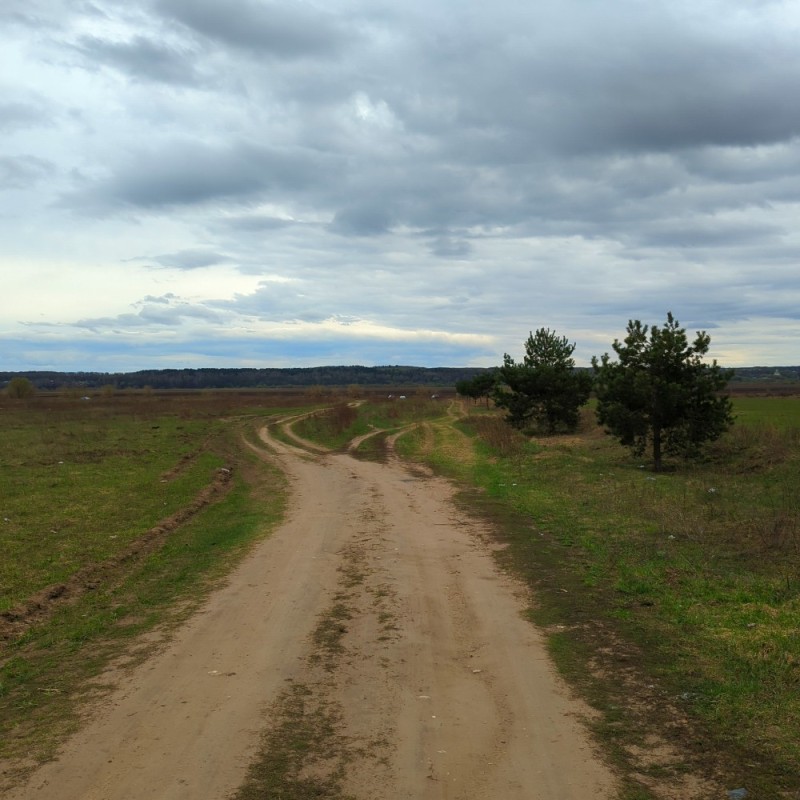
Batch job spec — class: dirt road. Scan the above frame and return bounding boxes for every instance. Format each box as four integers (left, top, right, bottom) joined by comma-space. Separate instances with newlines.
7, 419, 618, 799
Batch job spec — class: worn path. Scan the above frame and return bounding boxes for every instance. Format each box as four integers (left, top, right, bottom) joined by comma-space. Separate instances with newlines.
7, 418, 617, 799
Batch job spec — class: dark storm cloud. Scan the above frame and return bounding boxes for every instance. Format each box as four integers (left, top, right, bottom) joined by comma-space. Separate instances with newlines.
388, 5, 800, 159
527, 49, 800, 155
73, 34, 201, 85
158, 0, 354, 59
683, 143, 800, 184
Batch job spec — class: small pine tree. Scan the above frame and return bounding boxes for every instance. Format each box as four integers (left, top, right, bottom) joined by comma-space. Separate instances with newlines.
455, 371, 497, 406
493, 328, 592, 433
592, 313, 733, 470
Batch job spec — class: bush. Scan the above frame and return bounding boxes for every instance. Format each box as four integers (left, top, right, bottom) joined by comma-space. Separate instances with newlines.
5, 377, 35, 399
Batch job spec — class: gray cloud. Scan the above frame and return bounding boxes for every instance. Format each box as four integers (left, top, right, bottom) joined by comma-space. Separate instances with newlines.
636, 220, 784, 249
158, 0, 354, 59
64, 139, 337, 210
222, 214, 298, 232
73, 34, 201, 85
331, 205, 393, 236
74, 297, 226, 331
145, 250, 233, 269
428, 236, 472, 260
0, 100, 53, 132
1, 0, 61, 29
4, 0, 800, 370
141, 293, 179, 304
0, 155, 54, 188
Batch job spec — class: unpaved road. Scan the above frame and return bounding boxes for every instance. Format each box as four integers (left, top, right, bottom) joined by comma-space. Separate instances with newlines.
7, 419, 618, 799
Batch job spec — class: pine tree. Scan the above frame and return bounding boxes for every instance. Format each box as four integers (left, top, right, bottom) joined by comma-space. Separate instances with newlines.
493, 328, 592, 433
592, 313, 733, 470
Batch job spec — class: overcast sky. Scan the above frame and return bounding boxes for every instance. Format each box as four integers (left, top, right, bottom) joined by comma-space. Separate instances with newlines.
3, 0, 800, 372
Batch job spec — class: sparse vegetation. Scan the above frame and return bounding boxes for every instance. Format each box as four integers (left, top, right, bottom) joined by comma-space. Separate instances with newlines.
233, 681, 352, 800
292, 396, 447, 452
398, 394, 800, 797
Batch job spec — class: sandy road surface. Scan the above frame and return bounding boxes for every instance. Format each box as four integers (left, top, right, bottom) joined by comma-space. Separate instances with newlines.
7, 419, 617, 799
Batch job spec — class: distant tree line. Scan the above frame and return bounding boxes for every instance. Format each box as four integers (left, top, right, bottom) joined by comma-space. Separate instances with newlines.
2, 361, 795, 397
0, 365, 487, 392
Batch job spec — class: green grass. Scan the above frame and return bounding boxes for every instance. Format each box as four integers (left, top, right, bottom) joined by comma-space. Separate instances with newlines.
398, 396, 800, 798
0, 392, 290, 770
5, 390, 798, 795
730, 395, 800, 429
0, 409, 223, 610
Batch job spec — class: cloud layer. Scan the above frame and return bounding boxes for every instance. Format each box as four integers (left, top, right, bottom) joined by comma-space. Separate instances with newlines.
3, 0, 800, 370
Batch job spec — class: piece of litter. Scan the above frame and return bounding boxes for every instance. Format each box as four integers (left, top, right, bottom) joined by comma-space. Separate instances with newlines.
208, 670, 220, 676
472, 669, 482, 674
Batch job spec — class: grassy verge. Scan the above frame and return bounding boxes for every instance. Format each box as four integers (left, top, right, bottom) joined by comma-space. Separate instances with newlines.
0, 393, 290, 774
397, 398, 800, 799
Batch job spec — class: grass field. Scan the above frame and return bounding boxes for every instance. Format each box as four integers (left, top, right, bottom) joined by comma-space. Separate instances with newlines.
0, 390, 305, 769
3, 387, 799, 797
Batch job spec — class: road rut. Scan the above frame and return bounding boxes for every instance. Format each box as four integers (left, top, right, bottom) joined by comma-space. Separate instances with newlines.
6, 419, 617, 799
